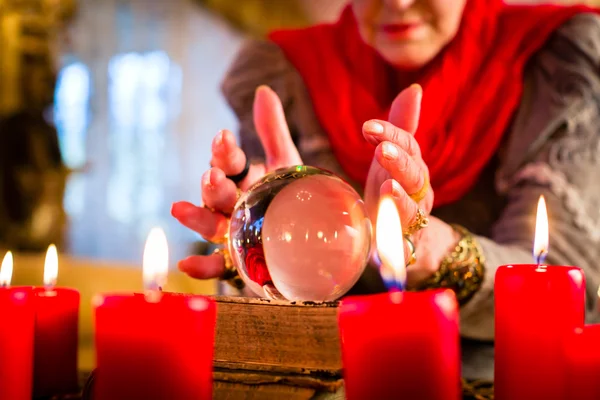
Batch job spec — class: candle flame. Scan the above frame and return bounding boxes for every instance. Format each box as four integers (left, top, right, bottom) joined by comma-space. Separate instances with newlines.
376, 196, 405, 291
44, 244, 58, 288
0, 251, 13, 287
143, 227, 169, 294
533, 195, 549, 265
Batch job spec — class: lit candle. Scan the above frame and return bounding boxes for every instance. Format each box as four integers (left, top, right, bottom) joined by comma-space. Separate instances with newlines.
494, 195, 586, 400
94, 227, 217, 400
339, 197, 461, 400
0, 251, 35, 400
33, 244, 80, 398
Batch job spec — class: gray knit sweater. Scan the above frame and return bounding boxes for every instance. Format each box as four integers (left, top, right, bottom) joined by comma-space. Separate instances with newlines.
221, 13, 600, 380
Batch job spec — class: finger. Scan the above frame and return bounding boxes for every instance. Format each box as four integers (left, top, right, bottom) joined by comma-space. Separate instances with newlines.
389, 83, 422, 135
178, 254, 225, 280
171, 201, 228, 241
363, 119, 422, 158
239, 163, 268, 192
380, 179, 420, 235
406, 257, 438, 289
405, 234, 441, 289
210, 129, 247, 177
253, 85, 302, 170
405, 218, 458, 288
201, 168, 238, 214
375, 142, 426, 197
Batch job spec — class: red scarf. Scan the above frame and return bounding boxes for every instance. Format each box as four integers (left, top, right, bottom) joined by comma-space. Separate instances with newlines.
269, 1, 595, 207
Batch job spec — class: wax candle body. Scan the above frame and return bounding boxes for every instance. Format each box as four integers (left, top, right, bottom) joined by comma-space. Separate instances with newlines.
339, 289, 460, 400
0, 287, 35, 400
564, 325, 600, 400
33, 287, 80, 398
495, 265, 585, 400
94, 293, 216, 400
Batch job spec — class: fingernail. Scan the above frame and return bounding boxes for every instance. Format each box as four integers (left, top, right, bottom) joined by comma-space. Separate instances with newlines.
382, 142, 398, 160
221, 130, 231, 145
255, 85, 270, 95
202, 170, 213, 188
392, 180, 402, 193
364, 120, 384, 134
215, 130, 224, 146
171, 202, 191, 217
411, 84, 423, 104
177, 260, 188, 272
209, 168, 222, 185
409, 83, 422, 92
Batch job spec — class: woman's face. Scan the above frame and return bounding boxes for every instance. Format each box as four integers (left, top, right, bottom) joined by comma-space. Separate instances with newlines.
352, 0, 467, 69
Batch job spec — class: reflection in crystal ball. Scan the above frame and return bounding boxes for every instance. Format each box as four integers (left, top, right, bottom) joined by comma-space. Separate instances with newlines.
228, 166, 372, 301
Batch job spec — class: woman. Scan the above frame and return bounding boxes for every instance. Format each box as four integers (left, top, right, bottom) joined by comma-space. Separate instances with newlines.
172, 0, 600, 379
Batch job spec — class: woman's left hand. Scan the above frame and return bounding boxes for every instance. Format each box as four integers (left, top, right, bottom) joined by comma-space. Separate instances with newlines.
363, 84, 459, 289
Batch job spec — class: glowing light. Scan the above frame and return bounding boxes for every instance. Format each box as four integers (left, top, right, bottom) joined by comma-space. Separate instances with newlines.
376, 196, 405, 290
44, 245, 58, 288
0, 251, 13, 287
533, 195, 549, 265
143, 227, 169, 295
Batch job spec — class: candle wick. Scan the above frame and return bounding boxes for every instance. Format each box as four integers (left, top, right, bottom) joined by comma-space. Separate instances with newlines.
535, 248, 548, 267
44, 280, 56, 291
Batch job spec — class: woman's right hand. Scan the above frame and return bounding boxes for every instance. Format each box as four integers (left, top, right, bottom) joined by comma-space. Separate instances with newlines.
171, 86, 302, 280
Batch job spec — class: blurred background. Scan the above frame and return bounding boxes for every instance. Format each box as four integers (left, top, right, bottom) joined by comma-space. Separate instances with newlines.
0, 0, 598, 369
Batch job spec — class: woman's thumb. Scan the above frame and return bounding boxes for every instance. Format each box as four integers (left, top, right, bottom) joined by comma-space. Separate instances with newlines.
388, 84, 422, 135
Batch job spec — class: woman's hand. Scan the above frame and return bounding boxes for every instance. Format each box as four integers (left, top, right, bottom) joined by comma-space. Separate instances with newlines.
363, 85, 459, 288
171, 85, 302, 280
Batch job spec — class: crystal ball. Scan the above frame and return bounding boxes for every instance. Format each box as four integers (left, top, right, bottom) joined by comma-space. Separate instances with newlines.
228, 166, 372, 301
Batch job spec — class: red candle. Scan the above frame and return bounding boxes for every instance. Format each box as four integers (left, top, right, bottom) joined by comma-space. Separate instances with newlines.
338, 197, 461, 400
32, 245, 80, 398
93, 228, 216, 400
494, 196, 586, 399
495, 265, 584, 399
564, 325, 600, 400
339, 290, 461, 400
0, 252, 35, 400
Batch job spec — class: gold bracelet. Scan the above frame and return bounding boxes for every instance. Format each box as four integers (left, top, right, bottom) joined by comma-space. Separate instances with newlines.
417, 224, 485, 305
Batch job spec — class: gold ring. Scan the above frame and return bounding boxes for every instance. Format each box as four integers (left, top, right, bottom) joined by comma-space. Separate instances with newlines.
409, 174, 429, 204
201, 204, 229, 245
207, 231, 228, 245
213, 247, 245, 290
404, 235, 417, 266
404, 208, 429, 236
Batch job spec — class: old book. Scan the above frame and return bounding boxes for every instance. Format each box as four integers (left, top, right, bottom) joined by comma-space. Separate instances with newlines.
212, 296, 343, 400
213, 369, 344, 400
213, 295, 342, 375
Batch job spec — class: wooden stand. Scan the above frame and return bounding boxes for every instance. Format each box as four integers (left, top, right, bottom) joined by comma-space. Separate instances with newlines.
212, 296, 343, 399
